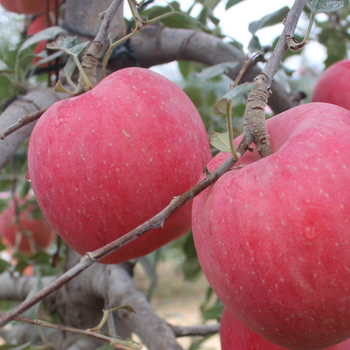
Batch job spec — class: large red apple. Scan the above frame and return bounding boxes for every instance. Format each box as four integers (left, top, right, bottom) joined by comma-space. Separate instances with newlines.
192, 102, 350, 350
27, 67, 212, 264
0, 197, 54, 255
0, 0, 62, 15
220, 308, 350, 350
312, 59, 350, 110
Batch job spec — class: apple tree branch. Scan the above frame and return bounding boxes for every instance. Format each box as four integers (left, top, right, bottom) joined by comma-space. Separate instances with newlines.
0, 0, 305, 331
236, 0, 306, 158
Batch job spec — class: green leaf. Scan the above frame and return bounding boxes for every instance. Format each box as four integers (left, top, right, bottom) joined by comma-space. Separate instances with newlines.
196, 62, 239, 81
248, 6, 290, 35
305, 0, 349, 13
0, 180, 13, 192
14, 259, 29, 275
18, 180, 31, 199
141, 2, 198, 30
214, 82, 257, 115
19, 27, 66, 53
53, 79, 75, 95
0, 74, 18, 108
201, 303, 224, 321
33, 50, 62, 67
178, 61, 194, 81
46, 36, 89, 57
226, 0, 245, 10
248, 35, 262, 53
183, 85, 203, 108
181, 232, 202, 281
0, 259, 11, 274
318, 24, 348, 67
210, 131, 231, 153
59, 57, 77, 88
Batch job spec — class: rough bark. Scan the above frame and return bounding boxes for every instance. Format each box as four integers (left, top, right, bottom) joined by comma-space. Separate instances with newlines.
62, 250, 183, 350
114, 23, 299, 114
64, 0, 126, 42
0, 250, 183, 350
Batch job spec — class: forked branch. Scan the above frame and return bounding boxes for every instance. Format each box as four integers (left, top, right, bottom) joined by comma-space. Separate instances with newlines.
236, 0, 305, 158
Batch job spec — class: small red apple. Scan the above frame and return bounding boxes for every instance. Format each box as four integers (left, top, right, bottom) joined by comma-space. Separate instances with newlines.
312, 59, 350, 110
0, 197, 54, 255
0, 0, 62, 15
220, 308, 350, 350
27, 14, 49, 66
192, 102, 350, 350
27, 67, 212, 264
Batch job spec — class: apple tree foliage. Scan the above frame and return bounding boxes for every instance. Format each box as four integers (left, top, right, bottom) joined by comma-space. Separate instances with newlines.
0, 0, 348, 349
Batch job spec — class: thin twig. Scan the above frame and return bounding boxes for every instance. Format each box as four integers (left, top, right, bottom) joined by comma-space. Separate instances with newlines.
0, 312, 140, 350
0, 155, 236, 328
0, 0, 306, 331
0, 108, 48, 140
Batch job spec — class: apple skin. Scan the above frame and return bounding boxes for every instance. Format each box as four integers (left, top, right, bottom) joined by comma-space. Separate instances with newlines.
27, 67, 212, 264
0, 198, 54, 255
220, 308, 350, 350
192, 102, 350, 350
0, 0, 62, 15
312, 60, 350, 110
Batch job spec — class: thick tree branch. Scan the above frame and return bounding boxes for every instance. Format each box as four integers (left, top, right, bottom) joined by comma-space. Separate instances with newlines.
170, 323, 220, 337
0, 88, 60, 170
91, 261, 183, 350
0, 0, 305, 332
0, 17, 299, 155
117, 24, 300, 114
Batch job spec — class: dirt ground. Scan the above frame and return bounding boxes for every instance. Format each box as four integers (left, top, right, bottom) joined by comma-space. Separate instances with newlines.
133, 261, 221, 350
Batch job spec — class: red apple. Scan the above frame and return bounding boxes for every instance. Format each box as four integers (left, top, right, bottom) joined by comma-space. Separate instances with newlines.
0, 0, 62, 15
192, 102, 350, 350
220, 308, 350, 350
27, 14, 49, 66
312, 59, 350, 110
27, 67, 212, 264
0, 197, 54, 255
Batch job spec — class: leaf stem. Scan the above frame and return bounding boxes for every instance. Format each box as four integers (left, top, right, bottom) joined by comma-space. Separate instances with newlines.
226, 100, 239, 161
72, 56, 93, 90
